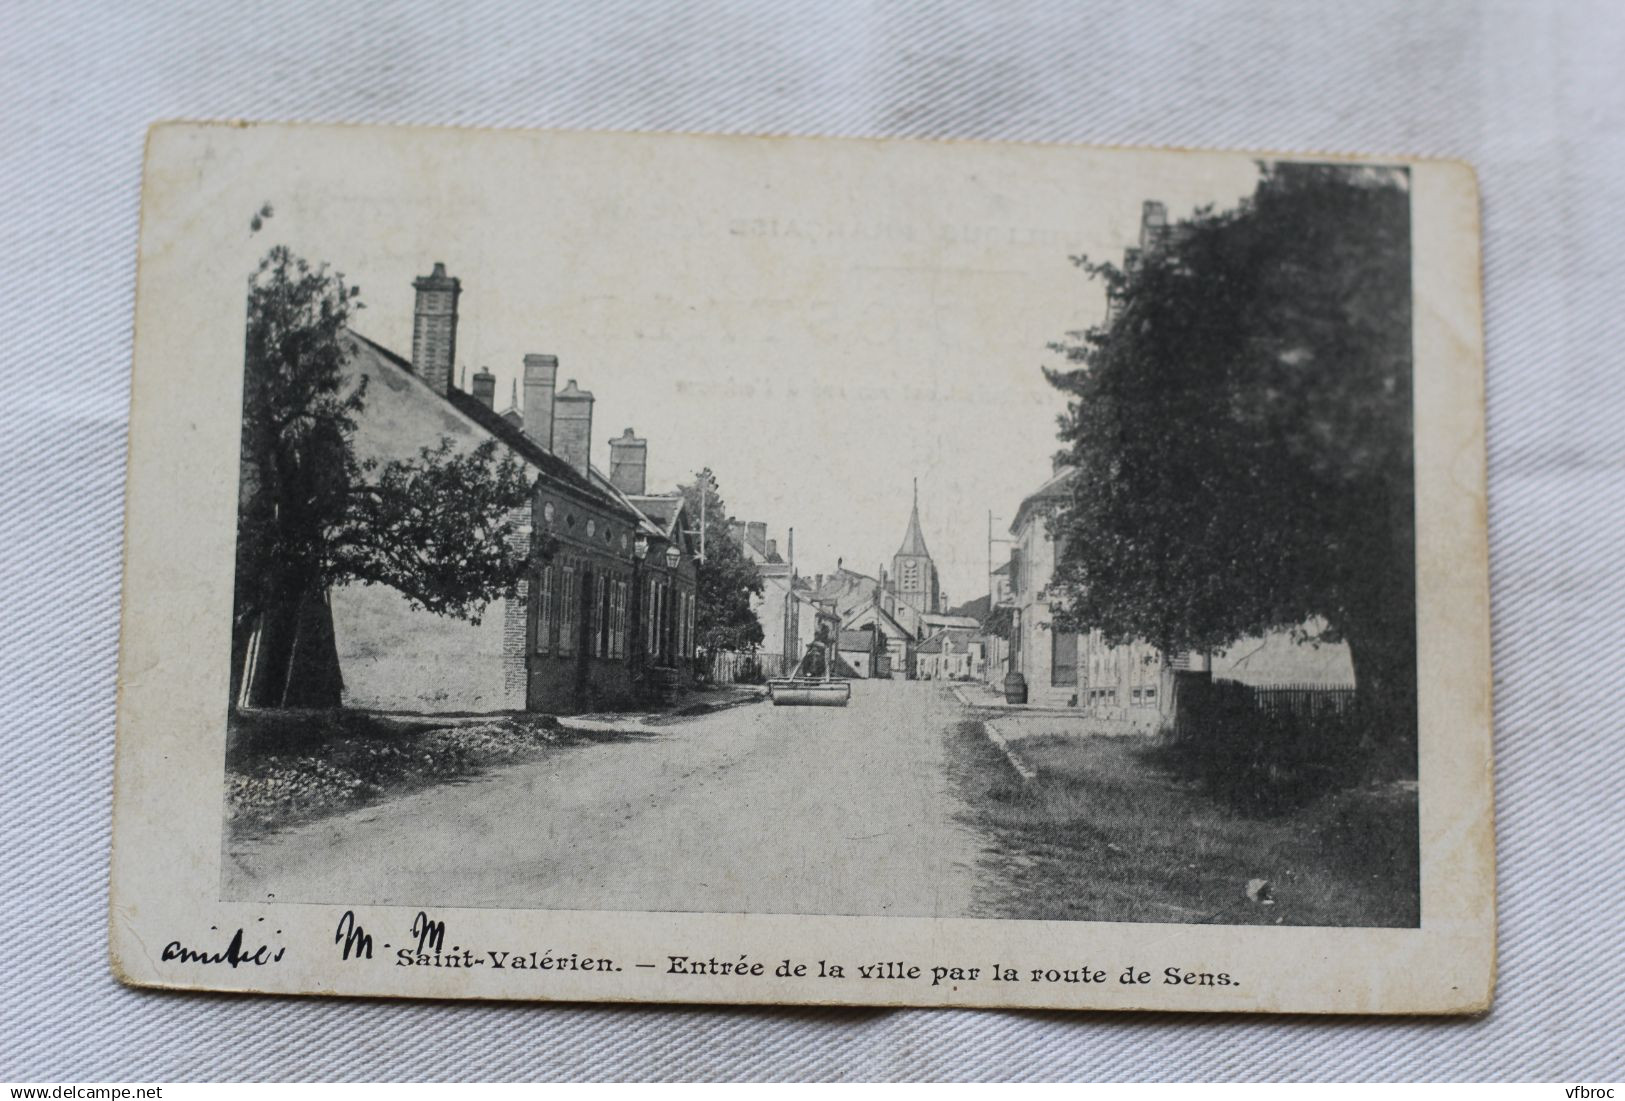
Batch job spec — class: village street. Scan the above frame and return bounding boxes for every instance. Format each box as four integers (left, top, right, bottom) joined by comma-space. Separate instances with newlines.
224, 681, 992, 917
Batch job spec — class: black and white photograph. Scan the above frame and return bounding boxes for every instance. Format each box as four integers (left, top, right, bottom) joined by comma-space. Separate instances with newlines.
106, 123, 1491, 1014
218, 139, 1418, 929
23, 0, 1625, 1085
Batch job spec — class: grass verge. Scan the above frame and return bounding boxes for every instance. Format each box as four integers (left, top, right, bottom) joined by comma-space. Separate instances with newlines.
947, 719, 1419, 927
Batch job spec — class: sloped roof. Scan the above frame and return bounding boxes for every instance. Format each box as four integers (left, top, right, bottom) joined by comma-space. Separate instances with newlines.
842, 599, 912, 641
919, 626, 977, 654
837, 629, 877, 652
812, 568, 873, 599
947, 594, 992, 620
624, 493, 685, 540
1010, 465, 1076, 536
744, 530, 782, 563
896, 485, 931, 559
343, 329, 641, 522
811, 568, 881, 618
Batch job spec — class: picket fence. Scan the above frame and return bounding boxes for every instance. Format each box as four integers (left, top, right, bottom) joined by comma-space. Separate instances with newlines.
698, 650, 793, 685
1173, 675, 1358, 741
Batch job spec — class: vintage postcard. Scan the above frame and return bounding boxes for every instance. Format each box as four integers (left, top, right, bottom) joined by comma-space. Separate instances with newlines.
109, 122, 1494, 1013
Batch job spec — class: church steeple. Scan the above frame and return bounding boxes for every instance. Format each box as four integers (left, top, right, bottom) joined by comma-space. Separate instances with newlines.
896, 478, 931, 558
892, 478, 938, 614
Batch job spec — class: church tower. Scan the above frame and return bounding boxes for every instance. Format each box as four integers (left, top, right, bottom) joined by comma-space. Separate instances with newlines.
892, 479, 940, 615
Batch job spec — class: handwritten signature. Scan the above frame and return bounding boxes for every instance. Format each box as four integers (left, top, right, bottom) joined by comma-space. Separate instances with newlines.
162, 925, 285, 968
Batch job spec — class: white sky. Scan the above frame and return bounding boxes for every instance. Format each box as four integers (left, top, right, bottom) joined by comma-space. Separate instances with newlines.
249, 129, 1260, 608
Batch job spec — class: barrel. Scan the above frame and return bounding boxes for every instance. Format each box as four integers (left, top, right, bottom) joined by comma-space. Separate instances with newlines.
1004, 671, 1028, 705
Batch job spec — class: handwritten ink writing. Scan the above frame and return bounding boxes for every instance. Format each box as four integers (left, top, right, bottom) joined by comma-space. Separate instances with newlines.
334, 910, 372, 960
410, 911, 445, 955
162, 927, 284, 968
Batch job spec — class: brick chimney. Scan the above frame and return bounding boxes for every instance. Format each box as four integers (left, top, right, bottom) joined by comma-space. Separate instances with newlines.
729, 520, 747, 549
608, 428, 647, 496
747, 522, 767, 555
1140, 200, 1168, 252
411, 262, 461, 395
522, 354, 558, 450
471, 367, 497, 408
552, 379, 595, 478
766, 538, 778, 560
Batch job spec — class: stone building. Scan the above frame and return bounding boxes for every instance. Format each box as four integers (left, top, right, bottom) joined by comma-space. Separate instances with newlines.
916, 627, 980, 681
241, 261, 698, 715
840, 596, 915, 679
836, 628, 884, 679
1006, 461, 1091, 708
891, 479, 940, 616
731, 523, 844, 676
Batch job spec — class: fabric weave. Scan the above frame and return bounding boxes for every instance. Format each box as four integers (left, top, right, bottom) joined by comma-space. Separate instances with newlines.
3, 0, 1622, 1081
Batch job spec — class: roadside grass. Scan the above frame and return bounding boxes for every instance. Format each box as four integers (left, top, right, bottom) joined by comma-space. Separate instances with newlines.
948, 719, 1419, 927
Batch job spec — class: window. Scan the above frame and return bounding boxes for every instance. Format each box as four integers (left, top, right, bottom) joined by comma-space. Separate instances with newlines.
656, 582, 668, 660
646, 579, 657, 654
612, 578, 628, 660
683, 591, 694, 658
534, 565, 554, 654
559, 564, 578, 655
592, 573, 608, 658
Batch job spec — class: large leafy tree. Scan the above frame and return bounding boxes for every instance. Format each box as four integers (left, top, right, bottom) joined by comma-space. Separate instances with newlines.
678, 470, 765, 651
1046, 163, 1415, 740
233, 245, 537, 708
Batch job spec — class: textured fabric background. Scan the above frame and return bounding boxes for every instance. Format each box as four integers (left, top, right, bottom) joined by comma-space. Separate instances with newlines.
2, 0, 1621, 1082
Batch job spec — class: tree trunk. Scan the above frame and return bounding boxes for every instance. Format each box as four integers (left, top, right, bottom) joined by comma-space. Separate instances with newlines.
242, 581, 343, 709
1341, 617, 1418, 751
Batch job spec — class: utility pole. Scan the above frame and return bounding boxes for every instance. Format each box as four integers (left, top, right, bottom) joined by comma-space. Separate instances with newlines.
988, 510, 1013, 607
694, 468, 716, 563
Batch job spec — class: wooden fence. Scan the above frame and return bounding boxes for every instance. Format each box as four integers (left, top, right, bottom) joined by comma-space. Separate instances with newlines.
698, 650, 793, 685
1249, 683, 1358, 718
1174, 675, 1358, 741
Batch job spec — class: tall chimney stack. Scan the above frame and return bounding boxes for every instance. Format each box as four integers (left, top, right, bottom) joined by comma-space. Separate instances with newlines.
788, 528, 794, 570
552, 379, 595, 478
747, 522, 767, 555
1140, 200, 1168, 251
766, 539, 778, 560
608, 428, 648, 496
522, 354, 558, 450
729, 520, 747, 549
471, 367, 497, 408
411, 262, 461, 395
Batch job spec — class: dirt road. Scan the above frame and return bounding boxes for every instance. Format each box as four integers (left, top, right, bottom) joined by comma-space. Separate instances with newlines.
224, 680, 989, 917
